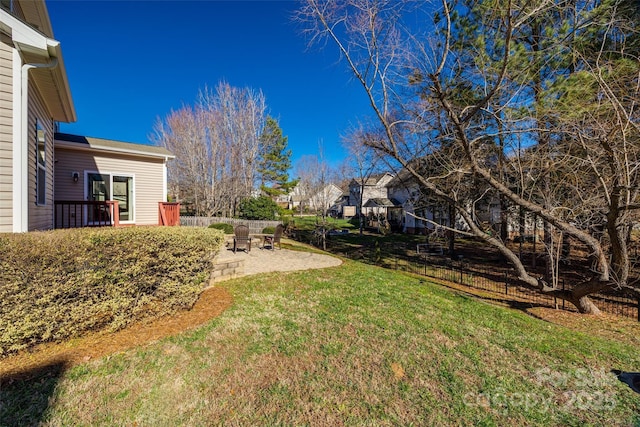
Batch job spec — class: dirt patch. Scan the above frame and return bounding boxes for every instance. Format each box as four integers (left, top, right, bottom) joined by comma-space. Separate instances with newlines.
0, 286, 233, 382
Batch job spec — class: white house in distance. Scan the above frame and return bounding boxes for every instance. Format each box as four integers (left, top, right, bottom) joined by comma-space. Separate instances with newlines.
0, 0, 174, 233
348, 172, 396, 217
349, 172, 393, 215
287, 182, 344, 215
308, 183, 343, 214
385, 170, 451, 234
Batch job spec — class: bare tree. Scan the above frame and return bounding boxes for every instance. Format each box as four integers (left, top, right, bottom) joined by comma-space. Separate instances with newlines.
296, 0, 640, 313
295, 154, 333, 214
294, 150, 337, 250
200, 82, 267, 216
153, 81, 268, 217
152, 106, 212, 215
342, 125, 385, 234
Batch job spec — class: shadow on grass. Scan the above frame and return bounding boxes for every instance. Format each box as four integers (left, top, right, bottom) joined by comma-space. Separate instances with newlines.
418, 278, 568, 321
0, 360, 68, 426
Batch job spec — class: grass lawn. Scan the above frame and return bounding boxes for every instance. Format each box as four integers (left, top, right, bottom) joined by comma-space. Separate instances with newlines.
3, 260, 640, 426
288, 215, 355, 231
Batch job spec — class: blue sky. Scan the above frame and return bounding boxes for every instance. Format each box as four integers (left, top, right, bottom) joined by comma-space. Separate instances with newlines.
47, 0, 373, 167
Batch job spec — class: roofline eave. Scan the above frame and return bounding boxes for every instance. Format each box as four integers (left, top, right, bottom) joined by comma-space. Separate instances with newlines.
0, 8, 76, 123
54, 139, 175, 161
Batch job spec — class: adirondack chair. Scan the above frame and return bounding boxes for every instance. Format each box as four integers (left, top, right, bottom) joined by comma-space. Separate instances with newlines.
233, 225, 251, 253
263, 224, 284, 250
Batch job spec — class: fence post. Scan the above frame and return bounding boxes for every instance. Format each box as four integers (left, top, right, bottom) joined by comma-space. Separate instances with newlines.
504, 269, 508, 295
637, 295, 639, 322
562, 280, 565, 310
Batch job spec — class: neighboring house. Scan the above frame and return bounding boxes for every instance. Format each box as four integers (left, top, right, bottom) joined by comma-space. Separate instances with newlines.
0, 0, 174, 233
54, 133, 174, 227
387, 169, 451, 234
273, 193, 290, 209
287, 183, 306, 211
287, 182, 344, 215
342, 167, 508, 235
362, 197, 403, 229
328, 189, 349, 218
347, 172, 395, 217
262, 184, 291, 209
386, 167, 510, 235
305, 183, 344, 214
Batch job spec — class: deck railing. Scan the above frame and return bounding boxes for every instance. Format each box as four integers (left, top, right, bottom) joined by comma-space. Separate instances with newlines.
54, 201, 120, 229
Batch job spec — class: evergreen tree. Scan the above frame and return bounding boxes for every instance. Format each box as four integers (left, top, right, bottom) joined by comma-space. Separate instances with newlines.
258, 116, 298, 197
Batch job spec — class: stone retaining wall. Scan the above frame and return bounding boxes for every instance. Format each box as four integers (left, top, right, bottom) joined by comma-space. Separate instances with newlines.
209, 257, 245, 284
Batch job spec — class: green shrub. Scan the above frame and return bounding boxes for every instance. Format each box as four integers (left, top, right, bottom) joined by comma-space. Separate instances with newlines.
262, 226, 276, 234
348, 216, 361, 228
239, 196, 280, 220
0, 226, 224, 356
208, 222, 234, 234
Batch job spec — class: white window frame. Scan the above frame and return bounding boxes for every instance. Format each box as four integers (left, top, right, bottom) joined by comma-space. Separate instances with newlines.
35, 119, 46, 206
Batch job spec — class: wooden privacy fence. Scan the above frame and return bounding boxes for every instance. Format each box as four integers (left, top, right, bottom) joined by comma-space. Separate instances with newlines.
180, 216, 281, 234
159, 202, 180, 226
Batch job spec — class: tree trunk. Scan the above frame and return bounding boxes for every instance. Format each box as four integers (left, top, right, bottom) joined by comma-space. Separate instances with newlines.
572, 296, 602, 315
359, 183, 365, 235
519, 206, 524, 260
448, 203, 455, 259
562, 278, 616, 314
532, 215, 537, 269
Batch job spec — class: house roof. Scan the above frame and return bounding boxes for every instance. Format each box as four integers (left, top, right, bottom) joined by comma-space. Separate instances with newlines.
350, 172, 394, 187
363, 198, 401, 208
0, 3, 76, 122
54, 133, 175, 160
386, 168, 416, 187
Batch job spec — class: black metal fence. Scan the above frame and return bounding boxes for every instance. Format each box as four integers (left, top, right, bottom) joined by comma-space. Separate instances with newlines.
326, 239, 640, 322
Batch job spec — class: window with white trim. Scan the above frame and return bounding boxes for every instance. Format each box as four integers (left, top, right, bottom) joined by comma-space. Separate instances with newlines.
35, 120, 46, 205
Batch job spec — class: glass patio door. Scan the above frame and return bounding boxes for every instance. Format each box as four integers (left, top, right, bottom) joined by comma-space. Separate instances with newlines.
87, 173, 110, 224
86, 172, 134, 224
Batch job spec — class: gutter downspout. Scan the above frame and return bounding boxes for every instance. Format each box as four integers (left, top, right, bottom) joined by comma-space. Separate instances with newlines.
162, 155, 169, 203
16, 57, 58, 232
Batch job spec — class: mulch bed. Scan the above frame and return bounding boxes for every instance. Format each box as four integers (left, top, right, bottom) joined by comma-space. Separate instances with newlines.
0, 286, 233, 384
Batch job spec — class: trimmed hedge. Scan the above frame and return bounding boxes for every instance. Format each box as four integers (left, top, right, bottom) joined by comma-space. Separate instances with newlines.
262, 226, 276, 234
208, 223, 234, 234
0, 226, 224, 356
